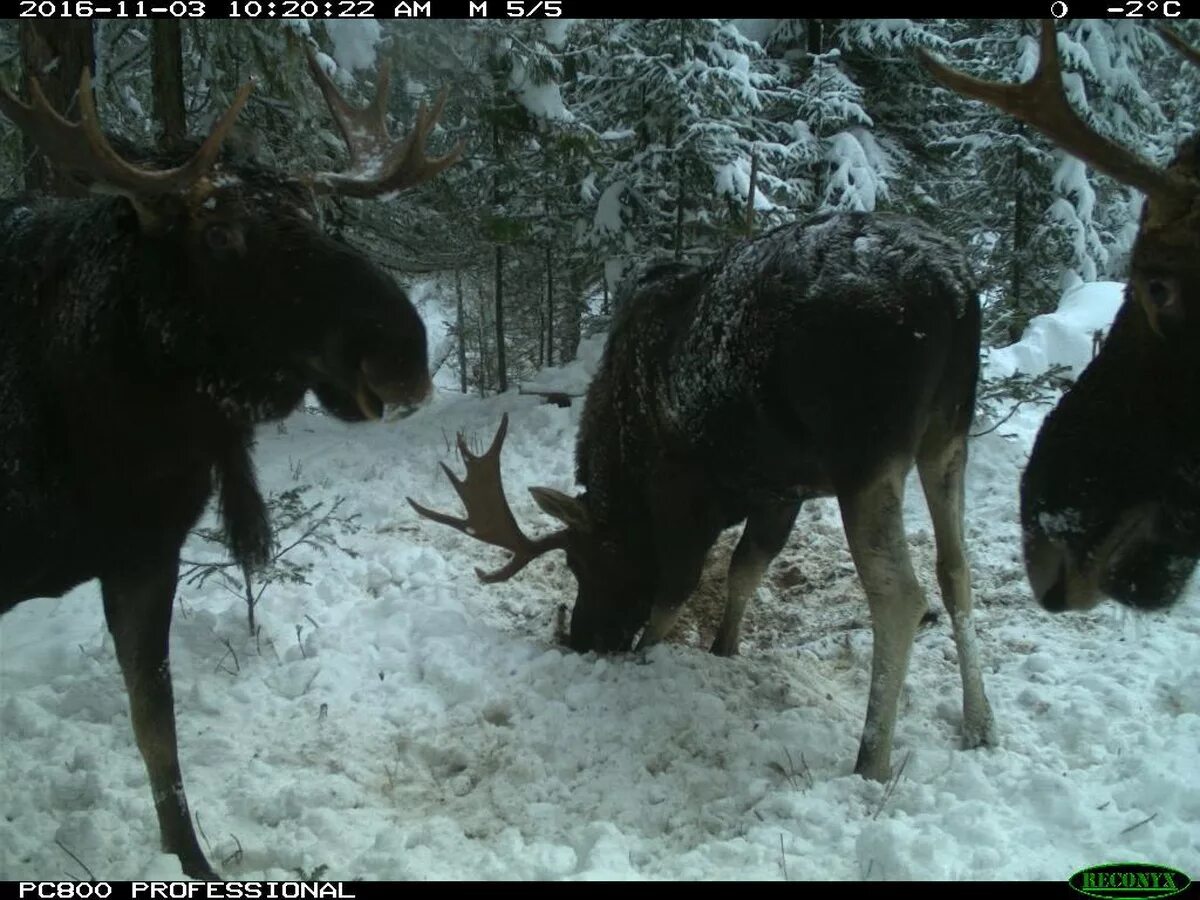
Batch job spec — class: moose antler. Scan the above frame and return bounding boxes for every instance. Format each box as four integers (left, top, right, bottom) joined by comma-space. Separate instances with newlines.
304, 46, 465, 199
0, 69, 252, 196
407, 413, 569, 583
917, 21, 1197, 204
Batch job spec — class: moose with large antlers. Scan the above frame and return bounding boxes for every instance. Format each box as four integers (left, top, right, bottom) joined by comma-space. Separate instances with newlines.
411, 213, 997, 782
0, 50, 460, 878
921, 22, 1200, 614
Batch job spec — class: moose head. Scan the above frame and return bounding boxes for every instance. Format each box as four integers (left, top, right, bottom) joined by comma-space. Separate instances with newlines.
410, 412, 679, 651
0, 47, 463, 426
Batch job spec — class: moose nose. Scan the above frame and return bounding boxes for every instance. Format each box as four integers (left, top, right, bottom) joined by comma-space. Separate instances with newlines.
1024, 531, 1072, 613
1024, 530, 1107, 613
1037, 568, 1069, 612
362, 360, 433, 409
390, 391, 430, 420
568, 616, 631, 654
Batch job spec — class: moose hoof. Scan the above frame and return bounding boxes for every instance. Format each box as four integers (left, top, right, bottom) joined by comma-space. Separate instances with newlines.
710, 636, 740, 657
853, 743, 893, 783
854, 762, 891, 784
181, 856, 221, 882
961, 708, 998, 751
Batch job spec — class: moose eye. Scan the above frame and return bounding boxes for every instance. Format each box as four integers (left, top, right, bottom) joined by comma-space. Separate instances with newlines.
1139, 276, 1186, 335
1146, 279, 1171, 309
204, 223, 239, 254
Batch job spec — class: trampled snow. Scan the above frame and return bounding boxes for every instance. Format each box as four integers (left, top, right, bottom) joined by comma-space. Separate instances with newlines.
1, 284, 1198, 882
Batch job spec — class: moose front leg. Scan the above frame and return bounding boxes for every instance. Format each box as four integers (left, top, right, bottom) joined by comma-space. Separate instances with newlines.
101, 560, 218, 881
637, 570, 703, 650
711, 500, 802, 657
636, 527, 717, 651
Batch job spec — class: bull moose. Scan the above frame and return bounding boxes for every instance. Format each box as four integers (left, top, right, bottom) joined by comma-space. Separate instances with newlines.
410, 211, 997, 782
920, 22, 1200, 614
0, 50, 461, 878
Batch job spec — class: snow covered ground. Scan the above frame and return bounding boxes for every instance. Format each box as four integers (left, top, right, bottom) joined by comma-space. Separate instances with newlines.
2, 282, 1198, 882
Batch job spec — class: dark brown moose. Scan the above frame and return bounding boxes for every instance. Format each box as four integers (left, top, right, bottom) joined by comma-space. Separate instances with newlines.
920, 22, 1200, 614
0, 49, 461, 878
411, 212, 997, 782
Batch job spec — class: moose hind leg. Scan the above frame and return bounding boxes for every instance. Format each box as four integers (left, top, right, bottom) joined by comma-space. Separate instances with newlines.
917, 431, 997, 750
712, 501, 801, 657
838, 465, 928, 783
102, 561, 218, 880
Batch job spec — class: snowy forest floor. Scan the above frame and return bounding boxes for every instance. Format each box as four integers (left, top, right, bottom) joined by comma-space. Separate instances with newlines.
1, 284, 1198, 881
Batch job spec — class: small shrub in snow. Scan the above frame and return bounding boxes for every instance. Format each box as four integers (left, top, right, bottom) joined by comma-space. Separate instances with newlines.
183, 486, 361, 634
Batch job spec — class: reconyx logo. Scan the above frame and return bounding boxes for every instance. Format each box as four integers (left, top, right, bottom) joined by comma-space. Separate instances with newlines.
1069, 862, 1192, 900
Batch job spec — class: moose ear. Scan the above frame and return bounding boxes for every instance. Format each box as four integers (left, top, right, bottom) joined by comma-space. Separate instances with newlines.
126, 197, 171, 234
97, 189, 172, 235
529, 486, 590, 533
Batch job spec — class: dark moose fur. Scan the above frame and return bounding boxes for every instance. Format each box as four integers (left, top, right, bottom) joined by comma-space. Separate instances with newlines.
1021, 135, 1200, 613
568, 210, 981, 651
420, 209, 997, 781
914, 21, 1200, 614
0, 157, 432, 876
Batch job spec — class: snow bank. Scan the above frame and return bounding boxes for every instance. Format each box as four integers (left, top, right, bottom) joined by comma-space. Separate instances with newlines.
518, 333, 607, 397
985, 281, 1124, 380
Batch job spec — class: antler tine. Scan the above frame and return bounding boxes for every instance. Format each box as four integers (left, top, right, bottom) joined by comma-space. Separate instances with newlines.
0, 75, 100, 189
477, 551, 546, 585
383, 88, 466, 188
408, 488, 468, 531
457, 409, 509, 463
406, 413, 568, 583
303, 45, 389, 156
1158, 25, 1200, 69
0, 69, 251, 198
917, 20, 1193, 203
173, 79, 255, 178
304, 44, 464, 200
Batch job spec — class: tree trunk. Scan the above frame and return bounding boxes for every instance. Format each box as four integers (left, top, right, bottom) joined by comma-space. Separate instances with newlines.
493, 244, 508, 392
558, 264, 584, 364
744, 149, 759, 235
476, 292, 490, 398
19, 22, 95, 195
536, 311, 545, 368
1009, 136, 1027, 344
545, 244, 555, 368
151, 21, 187, 152
806, 19, 823, 55
455, 268, 468, 394
491, 104, 508, 393
673, 167, 686, 260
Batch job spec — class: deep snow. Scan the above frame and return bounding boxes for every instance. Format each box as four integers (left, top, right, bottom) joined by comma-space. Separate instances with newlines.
1, 282, 1197, 882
